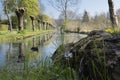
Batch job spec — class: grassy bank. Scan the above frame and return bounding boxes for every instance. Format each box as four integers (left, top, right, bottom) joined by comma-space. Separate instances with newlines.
0, 30, 55, 43
0, 58, 77, 80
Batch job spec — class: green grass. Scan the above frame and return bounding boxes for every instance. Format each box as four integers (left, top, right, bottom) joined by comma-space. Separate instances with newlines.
105, 27, 120, 35
0, 40, 112, 80
0, 58, 77, 80
0, 26, 117, 80
0, 24, 8, 31
0, 30, 55, 43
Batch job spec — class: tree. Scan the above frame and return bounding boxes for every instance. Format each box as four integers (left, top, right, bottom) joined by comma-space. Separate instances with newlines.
20, 0, 40, 19
116, 9, 120, 24
38, 14, 54, 25
15, 8, 26, 30
3, 0, 40, 30
108, 0, 118, 28
49, 0, 80, 30
30, 15, 35, 31
59, 10, 78, 20
11, 15, 18, 29
93, 13, 110, 29
3, 0, 16, 31
82, 11, 89, 22
38, 14, 54, 30
16, 0, 40, 30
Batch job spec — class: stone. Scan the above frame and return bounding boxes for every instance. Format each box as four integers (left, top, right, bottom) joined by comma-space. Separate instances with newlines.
52, 30, 120, 80
88, 30, 113, 38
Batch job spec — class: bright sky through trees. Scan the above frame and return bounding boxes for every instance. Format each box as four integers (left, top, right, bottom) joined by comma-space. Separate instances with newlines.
0, 0, 120, 19
41, 0, 120, 19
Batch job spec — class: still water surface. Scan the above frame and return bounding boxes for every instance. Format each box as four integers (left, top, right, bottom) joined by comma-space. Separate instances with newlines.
0, 33, 87, 68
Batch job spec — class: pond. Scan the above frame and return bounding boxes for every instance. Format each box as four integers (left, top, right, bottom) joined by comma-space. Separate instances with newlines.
0, 32, 87, 69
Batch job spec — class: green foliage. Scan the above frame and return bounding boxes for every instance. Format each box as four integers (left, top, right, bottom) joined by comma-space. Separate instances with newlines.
17, 30, 27, 34
2, 0, 41, 30
105, 27, 120, 35
38, 14, 54, 25
0, 56, 77, 80
105, 28, 114, 34
0, 30, 55, 43
20, 0, 40, 16
1, 19, 8, 24
3, 0, 16, 14
0, 24, 8, 31
11, 15, 18, 29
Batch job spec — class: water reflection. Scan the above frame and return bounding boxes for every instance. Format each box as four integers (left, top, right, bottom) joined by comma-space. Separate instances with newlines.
17, 43, 25, 63
0, 33, 87, 68
31, 37, 39, 52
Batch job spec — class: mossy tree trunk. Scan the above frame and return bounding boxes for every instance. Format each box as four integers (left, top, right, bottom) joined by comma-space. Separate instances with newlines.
15, 8, 26, 31
108, 0, 118, 28
37, 19, 41, 30
43, 22, 45, 30
30, 15, 35, 31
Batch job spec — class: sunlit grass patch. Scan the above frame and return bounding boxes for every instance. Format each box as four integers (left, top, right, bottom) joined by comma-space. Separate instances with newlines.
0, 30, 55, 43
0, 24, 8, 31
105, 28, 114, 33
105, 27, 120, 34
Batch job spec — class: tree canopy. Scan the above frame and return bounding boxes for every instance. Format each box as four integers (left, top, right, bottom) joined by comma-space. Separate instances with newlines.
20, 0, 40, 18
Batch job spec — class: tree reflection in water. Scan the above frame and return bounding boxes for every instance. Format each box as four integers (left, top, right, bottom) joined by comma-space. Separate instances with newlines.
17, 43, 25, 63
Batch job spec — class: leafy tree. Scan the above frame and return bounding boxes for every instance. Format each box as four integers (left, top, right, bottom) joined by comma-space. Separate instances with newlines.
2, 0, 16, 31
15, 8, 26, 30
2, 0, 40, 30
11, 15, 18, 29
20, 0, 40, 30
38, 14, 54, 25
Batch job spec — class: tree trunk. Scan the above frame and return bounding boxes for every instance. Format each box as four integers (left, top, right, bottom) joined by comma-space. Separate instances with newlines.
43, 22, 45, 30
5, 5, 12, 31
18, 16, 24, 30
15, 8, 26, 31
30, 15, 35, 31
37, 19, 41, 30
108, 0, 118, 28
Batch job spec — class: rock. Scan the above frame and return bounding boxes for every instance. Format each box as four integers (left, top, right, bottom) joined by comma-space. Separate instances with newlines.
52, 30, 120, 80
88, 30, 113, 38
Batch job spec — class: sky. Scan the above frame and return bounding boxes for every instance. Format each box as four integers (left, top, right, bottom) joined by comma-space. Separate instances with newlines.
41, 0, 120, 19
0, 0, 120, 19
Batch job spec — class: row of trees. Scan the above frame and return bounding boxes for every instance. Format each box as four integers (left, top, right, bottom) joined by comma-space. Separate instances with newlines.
51, 0, 119, 32
1, 0, 54, 31
56, 8, 120, 32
